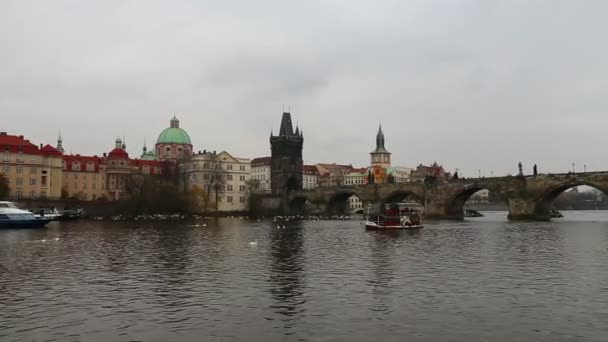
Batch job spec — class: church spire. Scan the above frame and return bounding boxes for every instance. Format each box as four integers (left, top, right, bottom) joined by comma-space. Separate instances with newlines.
376, 123, 385, 150
56, 131, 64, 153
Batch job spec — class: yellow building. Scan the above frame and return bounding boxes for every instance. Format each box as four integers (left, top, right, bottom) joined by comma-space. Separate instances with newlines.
61, 154, 107, 201
0, 132, 63, 199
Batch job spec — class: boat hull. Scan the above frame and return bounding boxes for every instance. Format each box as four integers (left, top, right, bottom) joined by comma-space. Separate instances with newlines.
364, 221, 423, 230
0, 219, 51, 229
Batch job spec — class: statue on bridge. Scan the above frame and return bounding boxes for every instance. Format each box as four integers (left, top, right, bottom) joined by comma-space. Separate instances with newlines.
518, 162, 523, 176
533, 164, 538, 176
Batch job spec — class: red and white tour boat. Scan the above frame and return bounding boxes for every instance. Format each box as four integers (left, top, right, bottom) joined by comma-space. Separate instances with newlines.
363, 202, 424, 230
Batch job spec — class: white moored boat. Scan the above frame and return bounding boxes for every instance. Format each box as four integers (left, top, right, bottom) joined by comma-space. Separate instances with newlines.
0, 201, 52, 229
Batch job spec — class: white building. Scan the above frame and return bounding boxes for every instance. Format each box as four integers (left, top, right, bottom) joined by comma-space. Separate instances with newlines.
251, 157, 271, 193
344, 168, 367, 186
348, 195, 364, 214
302, 165, 320, 189
386, 166, 413, 183
182, 150, 251, 212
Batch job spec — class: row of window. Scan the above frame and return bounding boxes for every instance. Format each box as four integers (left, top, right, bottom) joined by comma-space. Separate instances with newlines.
2, 166, 48, 174
71, 182, 104, 190
190, 173, 248, 182
216, 196, 247, 203
0, 154, 39, 163
13, 176, 48, 186
13, 190, 47, 199
193, 162, 248, 171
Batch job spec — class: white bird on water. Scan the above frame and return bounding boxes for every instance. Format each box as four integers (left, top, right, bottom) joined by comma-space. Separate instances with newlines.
248, 240, 258, 246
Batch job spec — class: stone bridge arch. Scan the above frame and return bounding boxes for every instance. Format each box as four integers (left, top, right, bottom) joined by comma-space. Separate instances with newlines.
532, 177, 608, 220
443, 182, 509, 219
326, 188, 371, 216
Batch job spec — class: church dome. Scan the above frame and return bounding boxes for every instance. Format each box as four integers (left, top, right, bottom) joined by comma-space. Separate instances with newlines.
156, 116, 192, 145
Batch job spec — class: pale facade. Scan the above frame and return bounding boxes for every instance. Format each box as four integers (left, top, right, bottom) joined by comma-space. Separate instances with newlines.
0, 133, 63, 200
387, 167, 413, 183
251, 157, 271, 193
302, 165, 320, 189
348, 195, 364, 214
182, 151, 251, 212
344, 168, 367, 186
61, 155, 107, 201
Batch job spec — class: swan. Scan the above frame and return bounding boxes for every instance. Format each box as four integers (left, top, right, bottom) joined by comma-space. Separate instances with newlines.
248, 240, 258, 246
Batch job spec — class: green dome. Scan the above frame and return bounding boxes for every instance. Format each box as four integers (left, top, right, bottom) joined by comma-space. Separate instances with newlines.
141, 151, 157, 161
156, 116, 192, 145
157, 127, 192, 145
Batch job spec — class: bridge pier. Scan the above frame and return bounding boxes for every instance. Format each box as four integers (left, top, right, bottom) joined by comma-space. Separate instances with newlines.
506, 197, 550, 221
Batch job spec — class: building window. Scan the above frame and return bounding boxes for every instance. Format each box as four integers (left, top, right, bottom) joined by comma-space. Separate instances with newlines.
239, 175, 246, 181
227, 196, 233, 203
86, 163, 95, 172
2, 166, 9, 174
16, 166, 23, 174
30, 167, 37, 174
72, 162, 81, 171
41, 176, 47, 186
227, 174, 233, 181
227, 164, 233, 170
203, 163, 209, 169
30, 190, 36, 198
40, 191, 47, 198
239, 185, 246, 192
16, 178, 23, 185
215, 164, 221, 169
227, 185, 233, 191
16, 190, 22, 199
143, 166, 150, 174
217, 196, 222, 202
92, 183, 96, 190
29, 178, 36, 185
240, 165, 246, 171
203, 174, 210, 180
74, 173, 78, 179
239, 196, 245, 203
165, 147, 171, 155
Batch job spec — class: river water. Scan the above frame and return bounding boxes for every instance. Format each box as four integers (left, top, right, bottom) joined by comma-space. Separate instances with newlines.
1, 211, 607, 342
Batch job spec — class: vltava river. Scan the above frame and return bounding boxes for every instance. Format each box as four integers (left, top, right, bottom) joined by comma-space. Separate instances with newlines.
1, 211, 607, 342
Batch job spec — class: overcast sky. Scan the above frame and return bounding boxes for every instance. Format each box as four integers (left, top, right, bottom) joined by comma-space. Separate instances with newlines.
1, 0, 607, 177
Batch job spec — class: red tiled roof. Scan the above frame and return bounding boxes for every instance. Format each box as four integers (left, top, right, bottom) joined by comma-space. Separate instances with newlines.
302, 165, 320, 175
108, 148, 129, 159
0, 133, 41, 154
62, 154, 104, 172
40, 144, 62, 156
251, 157, 271, 166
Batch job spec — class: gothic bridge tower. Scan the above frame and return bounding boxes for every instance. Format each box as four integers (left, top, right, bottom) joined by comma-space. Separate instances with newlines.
270, 112, 303, 195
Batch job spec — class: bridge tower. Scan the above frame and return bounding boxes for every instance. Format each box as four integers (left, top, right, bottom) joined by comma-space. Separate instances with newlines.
270, 112, 303, 195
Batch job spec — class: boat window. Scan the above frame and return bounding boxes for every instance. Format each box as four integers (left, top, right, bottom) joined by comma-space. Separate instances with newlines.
0, 214, 8, 219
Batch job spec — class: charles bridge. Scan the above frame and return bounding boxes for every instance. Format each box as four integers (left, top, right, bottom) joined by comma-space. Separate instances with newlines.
281, 172, 608, 220
255, 111, 608, 221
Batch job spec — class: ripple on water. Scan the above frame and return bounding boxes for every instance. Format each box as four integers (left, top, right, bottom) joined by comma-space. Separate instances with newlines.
1, 214, 608, 341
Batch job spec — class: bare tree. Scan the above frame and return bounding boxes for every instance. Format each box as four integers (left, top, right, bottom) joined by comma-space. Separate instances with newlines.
0, 173, 9, 200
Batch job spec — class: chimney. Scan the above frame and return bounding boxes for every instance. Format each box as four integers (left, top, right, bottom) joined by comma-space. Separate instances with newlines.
103, 153, 107, 157
39, 144, 43, 149
0, 132, 6, 136
19, 135, 23, 139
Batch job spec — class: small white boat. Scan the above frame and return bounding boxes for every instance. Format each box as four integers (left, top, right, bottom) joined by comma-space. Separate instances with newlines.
363, 202, 424, 230
0, 201, 51, 228
31, 208, 62, 221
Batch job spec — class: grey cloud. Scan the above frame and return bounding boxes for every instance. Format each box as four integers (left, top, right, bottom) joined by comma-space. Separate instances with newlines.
1, 0, 608, 176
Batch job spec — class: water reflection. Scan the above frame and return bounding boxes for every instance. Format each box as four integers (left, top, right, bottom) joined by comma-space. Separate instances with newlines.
267, 222, 306, 322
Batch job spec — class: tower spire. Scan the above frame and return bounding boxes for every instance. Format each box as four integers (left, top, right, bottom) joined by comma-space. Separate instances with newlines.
56, 131, 64, 153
